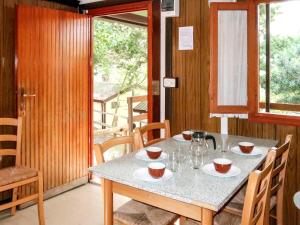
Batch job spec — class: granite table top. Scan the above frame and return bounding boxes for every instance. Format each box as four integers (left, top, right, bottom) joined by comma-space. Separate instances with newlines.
90, 133, 277, 211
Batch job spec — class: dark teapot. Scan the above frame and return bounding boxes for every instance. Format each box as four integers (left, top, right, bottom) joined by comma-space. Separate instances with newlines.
192, 131, 216, 150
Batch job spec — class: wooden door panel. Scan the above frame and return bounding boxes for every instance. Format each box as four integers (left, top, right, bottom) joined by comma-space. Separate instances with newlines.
16, 5, 91, 195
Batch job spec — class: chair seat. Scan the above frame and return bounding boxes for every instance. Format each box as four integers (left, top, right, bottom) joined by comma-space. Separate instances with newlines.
185, 211, 241, 225
114, 200, 178, 225
0, 166, 38, 186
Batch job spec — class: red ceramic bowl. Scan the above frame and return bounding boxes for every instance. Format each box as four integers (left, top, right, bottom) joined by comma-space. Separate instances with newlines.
146, 147, 162, 160
148, 162, 166, 179
238, 142, 255, 154
213, 158, 232, 174
182, 130, 193, 141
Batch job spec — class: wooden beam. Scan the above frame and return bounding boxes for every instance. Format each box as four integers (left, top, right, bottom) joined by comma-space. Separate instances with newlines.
102, 13, 147, 26
80, 0, 141, 10
47, 0, 79, 8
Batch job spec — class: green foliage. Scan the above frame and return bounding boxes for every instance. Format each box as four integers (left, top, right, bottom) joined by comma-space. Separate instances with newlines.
259, 4, 300, 104
93, 19, 147, 93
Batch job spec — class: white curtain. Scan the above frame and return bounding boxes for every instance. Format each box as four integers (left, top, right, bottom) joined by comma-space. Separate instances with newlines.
217, 10, 248, 106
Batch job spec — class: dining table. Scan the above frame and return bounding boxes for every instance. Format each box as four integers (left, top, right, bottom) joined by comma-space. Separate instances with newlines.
294, 192, 300, 210
90, 133, 277, 225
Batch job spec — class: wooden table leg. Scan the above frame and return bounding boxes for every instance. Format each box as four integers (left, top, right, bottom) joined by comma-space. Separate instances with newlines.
102, 179, 113, 225
202, 208, 213, 225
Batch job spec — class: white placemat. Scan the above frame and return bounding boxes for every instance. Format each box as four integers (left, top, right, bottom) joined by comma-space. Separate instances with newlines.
231, 146, 263, 156
172, 134, 190, 142
202, 163, 241, 178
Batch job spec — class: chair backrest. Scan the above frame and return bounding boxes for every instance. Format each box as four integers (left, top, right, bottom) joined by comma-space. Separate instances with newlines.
241, 150, 276, 225
127, 95, 148, 133
267, 134, 292, 224
136, 120, 171, 147
93, 133, 141, 164
0, 117, 22, 166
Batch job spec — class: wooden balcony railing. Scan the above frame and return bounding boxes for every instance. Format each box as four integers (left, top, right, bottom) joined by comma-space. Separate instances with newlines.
259, 102, 300, 112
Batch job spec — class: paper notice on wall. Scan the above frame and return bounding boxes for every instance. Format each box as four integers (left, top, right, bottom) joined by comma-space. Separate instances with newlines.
179, 26, 194, 50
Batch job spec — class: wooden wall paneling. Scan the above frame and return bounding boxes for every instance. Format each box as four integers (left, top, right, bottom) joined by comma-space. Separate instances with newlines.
170, 0, 220, 135
75, 14, 80, 181
170, 0, 186, 135
199, 0, 220, 133
0, 0, 3, 117
39, 6, 47, 190
69, 12, 75, 182
184, 0, 201, 130
2, 0, 17, 118
64, 12, 70, 184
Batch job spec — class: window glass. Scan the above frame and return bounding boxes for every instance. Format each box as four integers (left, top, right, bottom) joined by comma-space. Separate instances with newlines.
258, 1, 300, 116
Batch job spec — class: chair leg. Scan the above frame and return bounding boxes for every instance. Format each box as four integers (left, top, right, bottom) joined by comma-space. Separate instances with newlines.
10, 187, 18, 215
179, 216, 187, 225
37, 173, 45, 225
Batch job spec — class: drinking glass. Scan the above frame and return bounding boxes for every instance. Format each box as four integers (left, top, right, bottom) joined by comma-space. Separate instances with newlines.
191, 145, 202, 169
168, 151, 179, 172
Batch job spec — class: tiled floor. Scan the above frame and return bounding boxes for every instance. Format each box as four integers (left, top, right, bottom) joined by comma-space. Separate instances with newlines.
0, 183, 129, 225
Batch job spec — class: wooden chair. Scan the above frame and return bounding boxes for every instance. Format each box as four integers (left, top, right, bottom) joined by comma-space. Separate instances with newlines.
127, 95, 148, 134
184, 149, 277, 225
0, 117, 45, 225
93, 134, 179, 225
135, 120, 171, 147
224, 135, 292, 225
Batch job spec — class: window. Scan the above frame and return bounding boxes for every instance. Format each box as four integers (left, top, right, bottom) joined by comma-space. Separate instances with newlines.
258, 1, 300, 117
209, 0, 300, 126
210, 3, 252, 114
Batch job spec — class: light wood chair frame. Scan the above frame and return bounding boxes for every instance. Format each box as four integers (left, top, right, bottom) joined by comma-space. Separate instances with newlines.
268, 135, 292, 225
135, 120, 171, 147
127, 95, 148, 134
185, 150, 276, 225
93, 134, 141, 164
225, 135, 292, 225
93, 134, 178, 225
0, 117, 45, 225
241, 150, 276, 225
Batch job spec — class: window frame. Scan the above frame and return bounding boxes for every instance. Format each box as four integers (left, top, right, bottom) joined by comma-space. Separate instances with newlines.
210, 2, 256, 114
249, 0, 300, 126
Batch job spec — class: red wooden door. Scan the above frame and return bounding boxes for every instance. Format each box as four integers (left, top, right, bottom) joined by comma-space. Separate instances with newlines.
16, 5, 91, 195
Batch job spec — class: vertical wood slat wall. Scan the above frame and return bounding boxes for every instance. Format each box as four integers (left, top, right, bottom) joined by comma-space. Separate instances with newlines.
170, 0, 220, 135
0, 0, 90, 200
170, 1, 300, 225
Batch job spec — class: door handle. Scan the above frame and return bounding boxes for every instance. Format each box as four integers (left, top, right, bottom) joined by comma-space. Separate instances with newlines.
18, 88, 36, 115
23, 93, 36, 97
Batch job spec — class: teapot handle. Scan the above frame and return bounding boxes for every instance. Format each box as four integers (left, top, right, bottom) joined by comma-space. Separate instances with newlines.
205, 135, 216, 150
